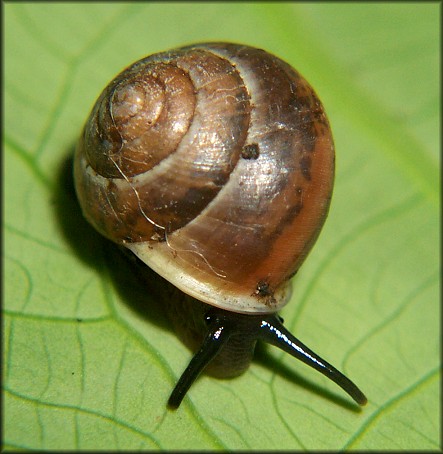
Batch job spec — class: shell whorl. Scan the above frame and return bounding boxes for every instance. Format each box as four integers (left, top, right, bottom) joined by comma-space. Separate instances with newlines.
74, 42, 335, 313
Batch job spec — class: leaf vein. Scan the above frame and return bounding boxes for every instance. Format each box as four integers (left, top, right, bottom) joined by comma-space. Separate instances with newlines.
3, 386, 162, 448
342, 366, 440, 449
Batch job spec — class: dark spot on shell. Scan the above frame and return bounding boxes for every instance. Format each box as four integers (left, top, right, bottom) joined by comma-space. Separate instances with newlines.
241, 143, 260, 160
153, 225, 167, 242
253, 280, 277, 307
300, 155, 312, 180
256, 280, 271, 296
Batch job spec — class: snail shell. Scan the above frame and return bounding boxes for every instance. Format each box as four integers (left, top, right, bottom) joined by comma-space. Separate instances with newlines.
74, 42, 366, 409
74, 42, 335, 314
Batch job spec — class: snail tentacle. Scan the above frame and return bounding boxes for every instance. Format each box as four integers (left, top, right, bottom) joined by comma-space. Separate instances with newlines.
168, 308, 367, 408
168, 312, 233, 408
258, 315, 367, 406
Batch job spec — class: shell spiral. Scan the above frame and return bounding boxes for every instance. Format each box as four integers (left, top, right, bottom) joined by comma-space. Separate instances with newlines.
74, 42, 335, 314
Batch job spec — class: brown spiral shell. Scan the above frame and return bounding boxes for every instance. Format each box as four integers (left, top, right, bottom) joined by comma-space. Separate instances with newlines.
74, 42, 335, 314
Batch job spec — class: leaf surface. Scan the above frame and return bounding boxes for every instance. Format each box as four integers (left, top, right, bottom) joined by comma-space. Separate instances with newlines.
4, 3, 440, 450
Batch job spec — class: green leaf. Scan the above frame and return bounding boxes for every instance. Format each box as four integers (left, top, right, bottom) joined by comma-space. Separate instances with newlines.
4, 3, 439, 450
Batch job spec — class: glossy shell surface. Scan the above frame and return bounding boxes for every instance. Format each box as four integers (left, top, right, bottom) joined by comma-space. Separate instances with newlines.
74, 42, 335, 313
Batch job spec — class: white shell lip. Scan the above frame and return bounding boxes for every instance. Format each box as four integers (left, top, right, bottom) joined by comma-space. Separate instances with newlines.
126, 242, 292, 314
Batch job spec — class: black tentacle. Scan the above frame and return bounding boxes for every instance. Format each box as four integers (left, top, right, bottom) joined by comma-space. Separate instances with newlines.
168, 309, 367, 409
257, 314, 367, 406
168, 313, 232, 408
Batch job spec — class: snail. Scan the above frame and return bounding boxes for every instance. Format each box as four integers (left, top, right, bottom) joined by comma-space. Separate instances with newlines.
74, 42, 367, 409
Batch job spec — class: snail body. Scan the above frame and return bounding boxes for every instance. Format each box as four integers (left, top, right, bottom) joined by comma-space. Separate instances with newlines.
74, 42, 367, 408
